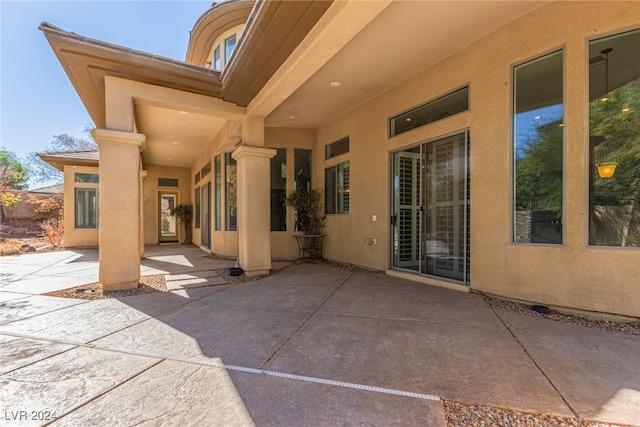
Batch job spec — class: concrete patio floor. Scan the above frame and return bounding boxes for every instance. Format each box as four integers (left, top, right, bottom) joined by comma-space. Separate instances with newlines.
0, 245, 639, 426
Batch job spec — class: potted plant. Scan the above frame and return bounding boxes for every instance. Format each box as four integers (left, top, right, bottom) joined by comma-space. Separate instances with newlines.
170, 203, 193, 244
285, 188, 325, 258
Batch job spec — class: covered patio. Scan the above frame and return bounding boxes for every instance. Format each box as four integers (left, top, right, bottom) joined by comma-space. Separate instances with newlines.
1, 245, 639, 425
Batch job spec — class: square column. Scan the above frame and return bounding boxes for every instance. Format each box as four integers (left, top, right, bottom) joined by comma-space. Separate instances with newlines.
92, 128, 146, 290
232, 145, 277, 276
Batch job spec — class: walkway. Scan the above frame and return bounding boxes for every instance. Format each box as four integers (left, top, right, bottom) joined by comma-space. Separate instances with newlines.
0, 246, 638, 426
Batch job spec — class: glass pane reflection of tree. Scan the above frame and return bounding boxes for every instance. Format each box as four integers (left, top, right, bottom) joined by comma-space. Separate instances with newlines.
589, 29, 640, 247
513, 51, 564, 244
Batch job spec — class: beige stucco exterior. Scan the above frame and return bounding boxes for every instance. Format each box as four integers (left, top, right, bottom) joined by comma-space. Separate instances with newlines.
142, 165, 192, 245
62, 165, 99, 248
311, 1, 640, 317
41, 1, 640, 316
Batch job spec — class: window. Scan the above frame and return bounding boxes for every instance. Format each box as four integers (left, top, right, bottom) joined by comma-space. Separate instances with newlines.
513, 50, 564, 244
74, 173, 99, 183
213, 46, 221, 70
589, 29, 640, 247
194, 186, 201, 229
195, 172, 201, 184
325, 162, 350, 214
215, 155, 221, 231
294, 149, 312, 190
224, 34, 237, 64
75, 188, 97, 228
158, 178, 178, 187
271, 148, 287, 231
325, 137, 349, 159
389, 86, 469, 137
225, 153, 237, 231
201, 161, 211, 178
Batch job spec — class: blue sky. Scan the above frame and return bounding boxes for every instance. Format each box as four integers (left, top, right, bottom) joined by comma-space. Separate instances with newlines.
0, 0, 212, 186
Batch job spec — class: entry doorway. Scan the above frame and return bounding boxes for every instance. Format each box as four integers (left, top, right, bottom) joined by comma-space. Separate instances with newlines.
159, 192, 179, 243
391, 131, 470, 283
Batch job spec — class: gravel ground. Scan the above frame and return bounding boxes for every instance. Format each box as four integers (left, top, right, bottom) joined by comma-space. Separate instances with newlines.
483, 294, 640, 335
443, 400, 627, 427
44, 275, 166, 300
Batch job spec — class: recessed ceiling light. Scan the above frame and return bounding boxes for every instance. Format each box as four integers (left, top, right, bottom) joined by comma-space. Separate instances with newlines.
405, 118, 412, 122
167, 158, 173, 161
172, 141, 181, 145
330, 81, 341, 88
179, 111, 188, 115
288, 115, 297, 120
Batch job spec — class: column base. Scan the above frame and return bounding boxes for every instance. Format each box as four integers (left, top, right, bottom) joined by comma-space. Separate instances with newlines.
101, 280, 139, 292
244, 269, 270, 277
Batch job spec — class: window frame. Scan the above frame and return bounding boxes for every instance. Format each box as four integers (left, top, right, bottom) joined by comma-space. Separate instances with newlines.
587, 29, 640, 248
388, 86, 469, 138
74, 172, 99, 183
325, 161, 350, 215
511, 48, 565, 246
325, 136, 350, 160
74, 187, 98, 229
194, 185, 201, 229
224, 34, 237, 65
213, 46, 221, 70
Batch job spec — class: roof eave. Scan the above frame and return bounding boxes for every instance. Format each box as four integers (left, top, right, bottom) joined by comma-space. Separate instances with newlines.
38, 152, 100, 172
39, 22, 225, 129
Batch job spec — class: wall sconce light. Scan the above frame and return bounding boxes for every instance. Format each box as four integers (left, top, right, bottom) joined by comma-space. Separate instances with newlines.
597, 162, 617, 178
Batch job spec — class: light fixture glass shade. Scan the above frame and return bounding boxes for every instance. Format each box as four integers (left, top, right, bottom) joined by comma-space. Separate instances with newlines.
597, 162, 617, 178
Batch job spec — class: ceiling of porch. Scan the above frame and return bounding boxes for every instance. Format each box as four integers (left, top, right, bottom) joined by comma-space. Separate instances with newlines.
264, 0, 549, 129
134, 104, 228, 168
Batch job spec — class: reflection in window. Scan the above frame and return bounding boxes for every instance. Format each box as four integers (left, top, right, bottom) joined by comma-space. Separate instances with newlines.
513, 50, 564, 244
271, 148, 287, 231
213, 46, 221, 70
589, 29, 640, 247
194, 186, 201, 229
325, 137, 349, 159
225, 153, 237, 231
215, 155, 221, 231
389, 87, 468, 137
294, 149, 312, 191
74, 173, 99, 183
225, 35, 237, 64
325, 162, 350, 215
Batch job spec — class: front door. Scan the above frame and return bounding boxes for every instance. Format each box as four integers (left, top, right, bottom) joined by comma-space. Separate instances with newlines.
159, 193, 178, 243
391, 131, 470, 283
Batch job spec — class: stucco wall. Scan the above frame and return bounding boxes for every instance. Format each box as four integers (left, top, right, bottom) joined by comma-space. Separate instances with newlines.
315, 1, 640, 316
63, 165, 99, 248
143, 165, 192, 245
190, 127, 315, 258
265, 127, 316, 258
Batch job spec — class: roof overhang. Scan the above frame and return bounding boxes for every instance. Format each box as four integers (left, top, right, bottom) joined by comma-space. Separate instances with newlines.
39, 23, 224, 129
221, 0, 333, 107
39, 151, 100, 172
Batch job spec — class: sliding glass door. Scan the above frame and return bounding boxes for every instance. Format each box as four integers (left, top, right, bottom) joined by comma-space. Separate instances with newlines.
391, 132, 470, 283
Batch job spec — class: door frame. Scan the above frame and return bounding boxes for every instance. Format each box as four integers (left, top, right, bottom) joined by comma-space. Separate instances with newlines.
390, 129, 470, 284
158, 191, 180, 243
